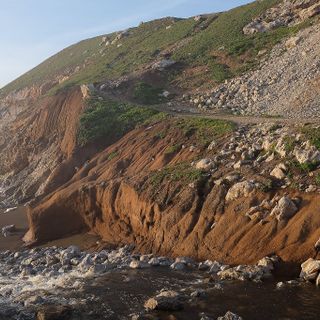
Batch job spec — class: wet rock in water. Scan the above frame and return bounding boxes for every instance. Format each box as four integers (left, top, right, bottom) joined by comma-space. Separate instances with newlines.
316, 273, 320, 286
208, 261, 223, 274
218, 263, 272, 282
158, 257, 174, 267
130, 260, 151, 269
36, 305, 72, 320
257, 255, 279, 271
217, 311, 243, 320
144, 290, 184, 311
170, 262, 186, 271
131, 313, 159, 320
1, 224, 16, 237
190, 289, 207, 298
175, 256, 194, 265
276, 279, 302, 289
300, 258, 320, 281
140, 254, 153, 263
148, 257, 160, 266
200, 313, 213, 320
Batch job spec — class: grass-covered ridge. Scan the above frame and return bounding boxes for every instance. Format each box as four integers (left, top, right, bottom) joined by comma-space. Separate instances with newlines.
0, 0, 317, 97
77, 97, 160, 146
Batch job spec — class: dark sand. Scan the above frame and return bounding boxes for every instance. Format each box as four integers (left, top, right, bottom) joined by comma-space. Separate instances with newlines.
0, 206, 99, 251
0, 206, 28, 251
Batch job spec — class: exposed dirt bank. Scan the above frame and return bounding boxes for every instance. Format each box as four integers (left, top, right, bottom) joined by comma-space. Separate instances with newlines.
25, 120, 320, 265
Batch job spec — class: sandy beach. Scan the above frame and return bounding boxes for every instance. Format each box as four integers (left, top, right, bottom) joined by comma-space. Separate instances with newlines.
0, 206, 99, 251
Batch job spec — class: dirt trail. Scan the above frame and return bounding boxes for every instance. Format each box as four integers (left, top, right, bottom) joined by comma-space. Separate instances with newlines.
153, 103, 320, 125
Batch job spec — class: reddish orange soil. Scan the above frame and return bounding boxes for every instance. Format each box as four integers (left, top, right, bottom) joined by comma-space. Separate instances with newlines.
24, 120, 320, 265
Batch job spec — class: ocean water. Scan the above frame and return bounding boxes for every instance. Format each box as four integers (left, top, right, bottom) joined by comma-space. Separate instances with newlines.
0, 265, 319, 320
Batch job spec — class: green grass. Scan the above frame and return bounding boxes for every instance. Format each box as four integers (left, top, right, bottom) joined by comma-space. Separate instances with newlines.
77, 98, 159, 146
301, 126, 320, 150
150, 162, 206, 186
164, 144, 181, 155
0, 0, 316, 96
288, 159, 319, 174
133, 82, 167, 105
283, 136, 296, 153
1, 17, 198, 96
108, 151, 119, 161
315, 173, 320, 186
177, 117, 235, 146
172, 0, 315, 83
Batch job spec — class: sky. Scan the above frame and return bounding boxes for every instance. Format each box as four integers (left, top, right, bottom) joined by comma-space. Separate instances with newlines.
0, 0, 252, 88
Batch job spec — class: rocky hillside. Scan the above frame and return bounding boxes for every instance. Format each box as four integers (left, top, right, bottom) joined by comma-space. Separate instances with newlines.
0, 0, 320, 266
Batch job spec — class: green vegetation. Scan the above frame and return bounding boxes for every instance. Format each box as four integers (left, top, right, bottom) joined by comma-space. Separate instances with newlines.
283, 136, 296, 153
173, 0, 313, 83
298, 161, 319, 173
0, 0, 316, 96
164, 144, 181, 155
133, 82, 166, 105
108, 151, 119, 161
315, 173, 320, 186
1, 17, 198, 96
177, 117, 235, 146
150, 162, 206, 186
301, 126, 320, 150
77, 98, 159, 146
288, 159, 319, 174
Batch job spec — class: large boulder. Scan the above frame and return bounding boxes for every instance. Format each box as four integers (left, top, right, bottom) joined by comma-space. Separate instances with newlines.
195, 158, 215, 171
129, 260, 151, 269
300, 258, 320, 281
152, 59, 176, 70
270, 163, 287, 179
226, 181, 255, 202
294, 143, 320, 164
144, 290, 184, 311
270, 196, 298, 221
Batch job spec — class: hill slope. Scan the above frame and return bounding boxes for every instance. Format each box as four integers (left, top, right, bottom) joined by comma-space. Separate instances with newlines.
0, 0, 320, 266
0, 0, 298, 97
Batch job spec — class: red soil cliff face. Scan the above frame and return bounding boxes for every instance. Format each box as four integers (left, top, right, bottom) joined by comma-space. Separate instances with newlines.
0, 88, 111, 203
25, 121, 320, 264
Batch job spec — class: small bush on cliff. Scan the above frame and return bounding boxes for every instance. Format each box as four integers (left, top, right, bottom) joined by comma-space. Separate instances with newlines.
77, 98, 159, 146
301, 126, 320, 150
133, 82, 167, 105
150, 162, 206, 186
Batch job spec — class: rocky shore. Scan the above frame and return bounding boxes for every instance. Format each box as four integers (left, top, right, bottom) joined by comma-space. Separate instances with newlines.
0, 244, 319, 319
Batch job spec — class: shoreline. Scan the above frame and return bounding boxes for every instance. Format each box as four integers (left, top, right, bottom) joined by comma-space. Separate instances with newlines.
0, 207, 306, 279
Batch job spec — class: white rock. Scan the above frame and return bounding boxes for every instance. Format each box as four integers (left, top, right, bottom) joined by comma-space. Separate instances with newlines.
271, 196, 298, 221
195, 158, 215, 171
225, 181, 255, 202
129, 260, 151, 269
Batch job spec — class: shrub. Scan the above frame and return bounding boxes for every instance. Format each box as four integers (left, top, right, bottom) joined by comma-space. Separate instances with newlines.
301, 126, 320, 150
177, 117, 235, 146
133, 82, 167, 105
77, 98, 159, 146
150, 162, 206, 186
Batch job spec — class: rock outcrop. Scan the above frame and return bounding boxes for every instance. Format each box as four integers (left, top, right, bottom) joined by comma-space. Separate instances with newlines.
188, 24, 320, 118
